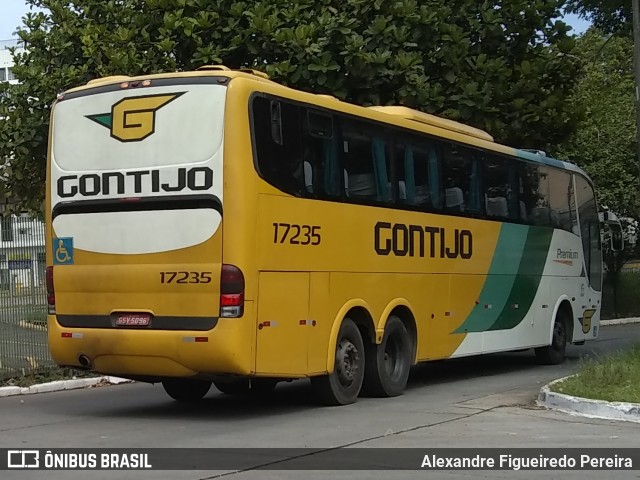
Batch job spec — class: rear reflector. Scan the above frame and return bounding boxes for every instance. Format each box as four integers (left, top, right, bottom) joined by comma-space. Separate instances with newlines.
220, 264, 244, 318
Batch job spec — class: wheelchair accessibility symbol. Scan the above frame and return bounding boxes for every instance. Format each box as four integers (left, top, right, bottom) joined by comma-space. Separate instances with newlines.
53, 237, 74, 265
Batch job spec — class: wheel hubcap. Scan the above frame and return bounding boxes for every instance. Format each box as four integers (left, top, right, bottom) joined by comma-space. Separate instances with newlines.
336, 340, 359, 386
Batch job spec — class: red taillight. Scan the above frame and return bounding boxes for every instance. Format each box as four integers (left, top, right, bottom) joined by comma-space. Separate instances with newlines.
46, 266, 55, 313
220, 264, 244, 318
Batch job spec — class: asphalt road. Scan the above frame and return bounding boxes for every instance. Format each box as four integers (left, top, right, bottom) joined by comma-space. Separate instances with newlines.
1, 323, 640, 480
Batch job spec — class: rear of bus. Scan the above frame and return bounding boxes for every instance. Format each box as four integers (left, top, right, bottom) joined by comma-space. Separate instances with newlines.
46, 73, 253, 382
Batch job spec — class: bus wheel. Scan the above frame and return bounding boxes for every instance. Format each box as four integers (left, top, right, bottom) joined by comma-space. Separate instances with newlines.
213, 379, 250, 395
311, 318, 365, 406
535, 312, 568, 365
363, 315, 412, 397
162, 378, 211, 402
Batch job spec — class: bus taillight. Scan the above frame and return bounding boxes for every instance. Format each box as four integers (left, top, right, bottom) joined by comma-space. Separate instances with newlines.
220, 264, 244, 318
46, 266, 56, 314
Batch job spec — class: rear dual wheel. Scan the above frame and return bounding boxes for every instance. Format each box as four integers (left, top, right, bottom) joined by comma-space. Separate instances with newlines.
312, 316, 413, 405
363, 316, 412, 397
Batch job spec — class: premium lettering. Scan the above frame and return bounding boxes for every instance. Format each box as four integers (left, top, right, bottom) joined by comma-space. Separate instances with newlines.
57, 167, 213, 198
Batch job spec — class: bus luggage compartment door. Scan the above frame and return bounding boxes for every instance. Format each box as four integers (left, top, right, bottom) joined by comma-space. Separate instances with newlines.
255, 272, 310, 376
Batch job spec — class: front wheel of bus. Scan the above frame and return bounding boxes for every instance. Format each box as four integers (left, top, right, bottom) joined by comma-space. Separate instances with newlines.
363, 316, 412, 397
162, 378, 211, 402
311, 318, 365, 406
535, 312, 568, 365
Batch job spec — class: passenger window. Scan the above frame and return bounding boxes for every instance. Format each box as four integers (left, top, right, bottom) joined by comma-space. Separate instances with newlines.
395, 135, 439, 208
252, 97, 305, 196
252, 97, 340, 198
484, 155, 515, 219
441, 144, 480, 214
549, 170, 578, 234
341, 119, 390, 203
520, 163, 552, 226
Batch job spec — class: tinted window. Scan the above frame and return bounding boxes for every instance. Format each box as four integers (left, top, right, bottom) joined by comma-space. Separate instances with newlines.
253, 97, 304, 195
484, 155, 516, 219
252, 97, 340, 197
395, 134, 440, 209
441, 144, 481, 213
341, 119, 390, 203
548, 169, 578, 234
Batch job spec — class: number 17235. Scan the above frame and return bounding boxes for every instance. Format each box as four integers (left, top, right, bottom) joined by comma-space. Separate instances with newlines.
272, 223, 321, 245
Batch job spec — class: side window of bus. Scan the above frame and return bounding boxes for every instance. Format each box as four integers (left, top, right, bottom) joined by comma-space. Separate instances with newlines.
549, 169, 578, 234
520, 163, 552, 226
302, 109, 340, 198
252, 97, 305, 196
576, 175, 602, 291
484, 155, 516, 220
441, 143, 481, 214
394, 135, 439, 209
340, 119, 390, 203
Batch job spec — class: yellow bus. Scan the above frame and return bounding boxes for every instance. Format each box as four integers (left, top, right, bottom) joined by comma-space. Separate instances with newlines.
46, 66, 614, 405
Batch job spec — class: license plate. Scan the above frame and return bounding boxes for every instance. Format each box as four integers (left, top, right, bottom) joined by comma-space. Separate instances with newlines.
115, 313, 151, 326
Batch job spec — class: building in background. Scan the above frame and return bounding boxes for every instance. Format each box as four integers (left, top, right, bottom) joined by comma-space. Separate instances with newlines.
0, 214, 45, 290
0, 39, 24, 84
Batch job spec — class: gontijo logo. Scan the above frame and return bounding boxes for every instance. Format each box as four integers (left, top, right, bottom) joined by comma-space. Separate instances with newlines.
86, 92, 185, 142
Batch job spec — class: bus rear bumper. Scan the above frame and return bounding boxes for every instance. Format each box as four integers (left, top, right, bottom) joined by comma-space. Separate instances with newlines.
47, 314, 254, 379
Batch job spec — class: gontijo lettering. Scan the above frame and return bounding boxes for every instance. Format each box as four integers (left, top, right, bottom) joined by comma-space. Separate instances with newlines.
56, 167, 214, 198
375, 221, 473, 259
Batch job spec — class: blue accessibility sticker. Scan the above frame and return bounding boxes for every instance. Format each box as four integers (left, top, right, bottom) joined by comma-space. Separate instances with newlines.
53, 237, 74, 265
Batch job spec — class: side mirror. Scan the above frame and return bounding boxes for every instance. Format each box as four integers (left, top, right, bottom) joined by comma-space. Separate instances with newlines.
610, 224, 624, 251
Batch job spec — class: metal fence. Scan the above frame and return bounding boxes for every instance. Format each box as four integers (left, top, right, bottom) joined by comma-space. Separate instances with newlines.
0, 215, 52, 380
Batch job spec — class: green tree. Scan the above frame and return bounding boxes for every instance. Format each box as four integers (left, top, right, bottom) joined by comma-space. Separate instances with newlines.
566, 0, 632, 35
0, 0, 581, 212
553, 29, 637, 217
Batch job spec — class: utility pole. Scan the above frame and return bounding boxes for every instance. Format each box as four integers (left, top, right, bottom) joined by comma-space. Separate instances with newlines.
633, 0, 640, 174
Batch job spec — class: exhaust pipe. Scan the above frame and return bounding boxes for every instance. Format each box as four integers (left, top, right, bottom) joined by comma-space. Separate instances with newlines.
78, 355, 92, 369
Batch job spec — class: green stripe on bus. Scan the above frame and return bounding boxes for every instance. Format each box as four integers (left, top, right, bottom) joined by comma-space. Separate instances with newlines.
453, 223, 528, 334
488, 227, 553, 331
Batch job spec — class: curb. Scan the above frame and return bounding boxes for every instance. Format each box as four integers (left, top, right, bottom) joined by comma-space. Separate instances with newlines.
600, 318, 640, 326
0, 376, 133, 398
537, 376, 640, 424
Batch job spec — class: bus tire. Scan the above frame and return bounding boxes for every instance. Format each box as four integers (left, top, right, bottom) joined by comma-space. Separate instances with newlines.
363, 315, 412, 397
535, 311, 569, 365
213, 379, 250, 395
311, 318, 365, 406
162, 378, 211, 402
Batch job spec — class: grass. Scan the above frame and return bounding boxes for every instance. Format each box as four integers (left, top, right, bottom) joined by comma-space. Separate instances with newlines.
0, 366, 97, 388
551, 346, 640, 403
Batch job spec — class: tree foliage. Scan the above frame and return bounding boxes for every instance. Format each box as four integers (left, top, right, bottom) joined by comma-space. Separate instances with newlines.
566, 0, 632, 35
552, 29, 638, 218
0, 0, 581, 212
